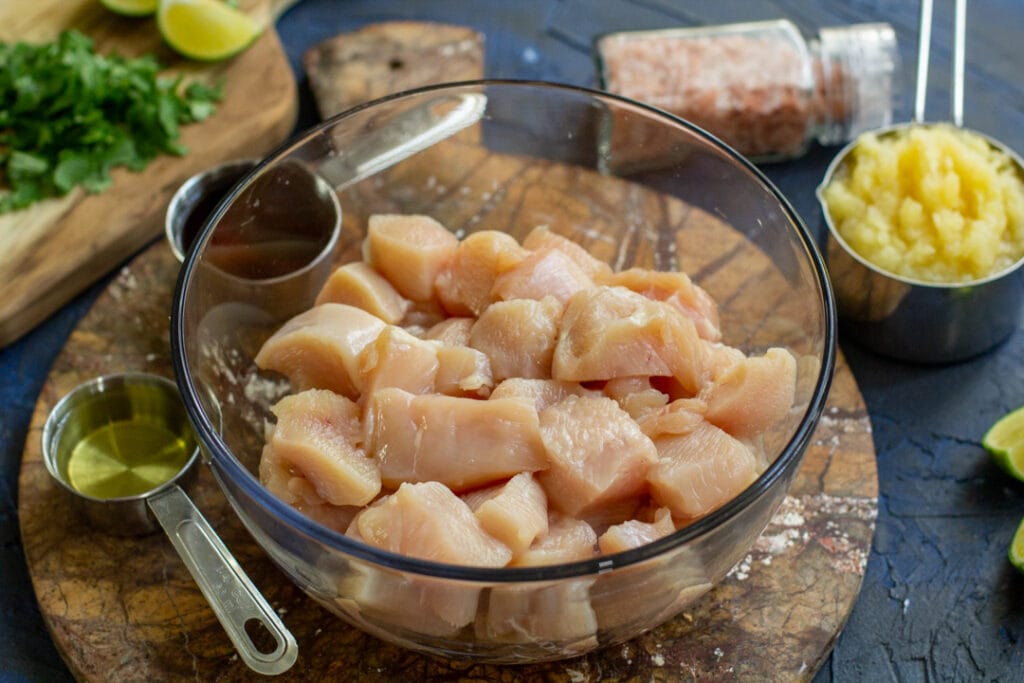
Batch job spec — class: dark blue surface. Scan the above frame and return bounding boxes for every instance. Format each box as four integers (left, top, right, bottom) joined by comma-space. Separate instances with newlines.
3, 1, 1024, 680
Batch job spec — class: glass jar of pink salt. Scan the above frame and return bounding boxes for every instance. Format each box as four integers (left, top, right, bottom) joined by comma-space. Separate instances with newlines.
596, 20, 899, 162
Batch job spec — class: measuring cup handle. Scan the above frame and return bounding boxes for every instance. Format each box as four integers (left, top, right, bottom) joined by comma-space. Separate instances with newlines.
147, 485, 298, 676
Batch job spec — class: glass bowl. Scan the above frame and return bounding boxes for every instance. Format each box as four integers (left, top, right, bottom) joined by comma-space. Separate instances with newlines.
170, 81, 836, 663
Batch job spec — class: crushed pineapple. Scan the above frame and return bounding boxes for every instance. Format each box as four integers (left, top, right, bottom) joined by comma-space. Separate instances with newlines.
823, 123, 1024, 283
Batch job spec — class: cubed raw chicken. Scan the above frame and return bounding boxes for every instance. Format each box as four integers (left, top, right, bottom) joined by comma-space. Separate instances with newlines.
268, 389, 381, 507
400, 298, 447, 332
435, 230, 528, 316
355, 482, 512, 567
259, 444, 360, 533
315, 261, 411, 324
491, 248, 594, 305
553, 286, 708, 395
479, 578, 597, 647
358, 325, 439, 397
511, 513, 598, 567
537, 395, 658, 518
521, 225, 612, 279
489, 378, 601, 412
254, 303, 386, 399
339, 568, 479, 637
469, 296, 563, 380
703, 347, 797, 440
434, 344, 494, 397
424, 317, 475, 346
598, 507, 676, 555
599, 268, 721, 341
364, 214, 458, 302
637, 397, 707, 439
462, 473, 548, 555
603, 376, 669, 419
364, 388, 548, 491
647, 420, 758, 519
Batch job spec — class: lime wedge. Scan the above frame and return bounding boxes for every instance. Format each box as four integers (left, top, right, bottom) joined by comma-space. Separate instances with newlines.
100, 0, 158, 16
1010, 516, 1024, 573
983, 405, 1024, 481
157, 0, 261, 62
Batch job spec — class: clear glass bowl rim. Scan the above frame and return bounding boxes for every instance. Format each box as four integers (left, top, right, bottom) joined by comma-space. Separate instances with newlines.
170, 79, 838, 584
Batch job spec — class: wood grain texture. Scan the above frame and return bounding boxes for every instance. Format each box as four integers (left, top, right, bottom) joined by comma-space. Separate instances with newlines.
18, 148, 877, 679
304, 21, 485, 120
0, 0, 299, 348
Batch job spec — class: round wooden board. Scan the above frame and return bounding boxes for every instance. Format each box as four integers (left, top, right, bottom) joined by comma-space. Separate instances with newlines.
19, 236, 877, 682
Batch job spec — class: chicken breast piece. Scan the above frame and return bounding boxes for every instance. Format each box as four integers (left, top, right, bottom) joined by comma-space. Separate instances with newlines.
315, 261, 411, 324
469, 296, 563, 380
537, 395, 658, 518
521, 225, 612, 279
358, 325, 439, 397
435, 230, 528, 316
647, 420, 758, 519
434, 344, 494, 397
355, 482, 512, 567
364, 388, 548, 491
511, 513, 598, 567
268, 389, 381, 507
364, 214, 458, 302
423, 317, 475, 346
603, 376, 669, 420
598, 507, 676, 555
479, 578, 597, 646
254, 303, 386, 399
599, 268, 721, 341
462, 472, 548, 556
553, 286, 708, 394
489, 378, 601, 413
703, 347, 797, 440
491, 248, 594, 305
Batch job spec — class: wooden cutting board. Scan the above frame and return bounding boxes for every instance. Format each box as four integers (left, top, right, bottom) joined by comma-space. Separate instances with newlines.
0, 0, 299, 348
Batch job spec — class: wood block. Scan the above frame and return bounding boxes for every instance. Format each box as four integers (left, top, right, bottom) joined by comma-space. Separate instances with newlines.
303, 21, 485, 119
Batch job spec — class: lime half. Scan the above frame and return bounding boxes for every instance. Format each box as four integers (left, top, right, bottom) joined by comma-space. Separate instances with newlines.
983, 405, 1024, 482
157, 0, 261, 62
1010, 516, 1024, 573
100, 0, 158, 16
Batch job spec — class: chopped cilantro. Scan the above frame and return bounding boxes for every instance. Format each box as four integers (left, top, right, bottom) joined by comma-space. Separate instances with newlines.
0, 30, 223, 213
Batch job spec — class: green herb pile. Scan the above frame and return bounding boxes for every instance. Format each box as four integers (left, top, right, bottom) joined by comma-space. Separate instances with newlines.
0, 30, 223, 213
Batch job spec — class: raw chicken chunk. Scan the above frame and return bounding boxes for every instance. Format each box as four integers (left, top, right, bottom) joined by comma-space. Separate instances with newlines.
358, 325, 439, 397
511, 513, 598, 567
603, 376, 669, 419
424, 317, 475, 346
435, 230, 527, 316
268, 390, 381, 507
522, 225, 612, 279
254, 303, 386, 399
463, 473, 548, 555
647, 420, 758, 519
354, 482, 512, 567
637, 397, 707, 439
489, 378, 600, 412
469, 296, 562, 380
364, 214, 458, 302
479, 578, 597, 647
364, 388, 548, 491
553, 286, 708, 394
491, 248, 595, 306
703, 347, 797, 440
537, 396, 658, 518
434, 344, 494, 397
258, 444, 359, 533
598, 507, 676, 555
315, 262, 410, 324
599, 268, 721, 341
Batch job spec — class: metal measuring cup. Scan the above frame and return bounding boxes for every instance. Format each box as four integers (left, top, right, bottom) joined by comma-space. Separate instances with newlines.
41, 373, 298, 676
817, 0, 1024, 363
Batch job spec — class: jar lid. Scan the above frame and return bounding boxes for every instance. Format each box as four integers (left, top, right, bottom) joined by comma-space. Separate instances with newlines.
816, 23, 900, 145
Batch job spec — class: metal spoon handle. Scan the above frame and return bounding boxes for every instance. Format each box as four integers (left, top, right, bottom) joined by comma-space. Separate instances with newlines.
915, 0, 968, 126
147, 485, 298, 676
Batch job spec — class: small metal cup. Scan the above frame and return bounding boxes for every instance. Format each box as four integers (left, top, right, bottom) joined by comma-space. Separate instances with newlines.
42, 373, 298, 675
818, 123, 1024, 364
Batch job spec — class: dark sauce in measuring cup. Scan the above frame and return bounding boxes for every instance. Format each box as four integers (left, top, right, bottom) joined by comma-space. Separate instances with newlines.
185, 160, 338, 280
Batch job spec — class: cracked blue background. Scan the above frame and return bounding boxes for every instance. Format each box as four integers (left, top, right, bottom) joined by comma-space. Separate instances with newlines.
3, 1, 1024, 680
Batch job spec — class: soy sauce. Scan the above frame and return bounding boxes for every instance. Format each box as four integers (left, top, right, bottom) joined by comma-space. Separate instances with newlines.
185, 160, 337, 280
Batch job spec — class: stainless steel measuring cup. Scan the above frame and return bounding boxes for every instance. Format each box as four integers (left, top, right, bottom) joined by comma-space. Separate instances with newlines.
41, 373, 298, 676
817, 0, 1024, 363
